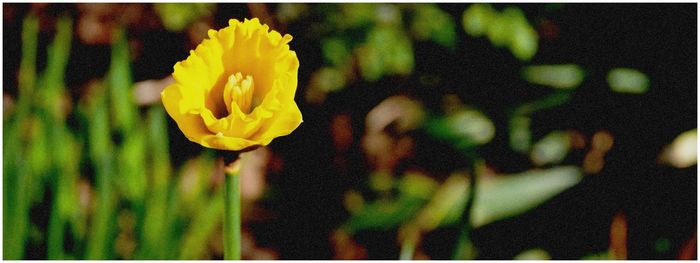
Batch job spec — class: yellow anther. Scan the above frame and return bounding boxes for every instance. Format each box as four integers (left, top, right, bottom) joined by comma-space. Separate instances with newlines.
223, 72, 255, 114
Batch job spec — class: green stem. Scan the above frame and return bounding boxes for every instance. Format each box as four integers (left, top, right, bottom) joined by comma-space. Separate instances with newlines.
224, 161, 241, 260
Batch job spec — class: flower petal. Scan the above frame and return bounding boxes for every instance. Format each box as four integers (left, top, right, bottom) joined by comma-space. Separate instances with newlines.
198, 134, 262, 150
163, 18, 302, 151
251, 100, 303, 145
161, 84, 212, 142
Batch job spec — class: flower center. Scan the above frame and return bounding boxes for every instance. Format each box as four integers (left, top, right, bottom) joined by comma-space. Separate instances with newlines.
223, 72, 255, 114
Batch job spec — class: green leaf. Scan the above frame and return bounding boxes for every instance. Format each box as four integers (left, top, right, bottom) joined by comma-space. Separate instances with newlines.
86, 85, 112, 161
4, 19, 41, 259
509, 115, 532, 153
138, 106, 173, 259
423, 166, 582, 229
54, 128, 83, 236
42, 16, 72, 91
358, 25, 415, 81
108, 28, 137, 133
343, 197, 427, 234
310, 67, 347, 93
342, 174, 437, 234
85, 83, 117, 259
17, 14, 39, 103
179, 189, 224, 259
117, 129, 147, 201
514, 248, 552, 260
388, 34, 415, 76
147, 106, 172, 183
154, 3, 215, 32
661, 129, 697, 168
510, 22, 538, 61
357, 44, 383, 82
522, 64, 585, 89
321, 37, 352, 67
513, 91, 572, 116
340, 3, 377, 28
424, 109, 495, 150
607, 68, 650, 94
470, 6, 538, 61
411, 4, 457, 48
27, 117, 50, 183
398, 172, 439, 199
471, 166, 582, 227
530, 130, 571, 166
411, 173, 469, 231
486, 8, 519, 48
462, 4, 497, 37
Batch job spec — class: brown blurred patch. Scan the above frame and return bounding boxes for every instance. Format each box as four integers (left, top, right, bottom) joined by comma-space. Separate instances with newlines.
331, 229, 368, 259
677, 231, 697, 260
77, 4, 118, 44
609, 212, 627, 260
115, 210, 137, 258
4, 94, 15, 119
362, 96, 425, 171
76, 4, 161, 45
584, 130, 614, 174
133, 76, 175, 106
538, 19, 560, 41
239, 147, 271, 202
331, 113, 353, 153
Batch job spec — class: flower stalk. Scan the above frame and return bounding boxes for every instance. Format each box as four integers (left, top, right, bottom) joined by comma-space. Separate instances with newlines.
162, 17, 302, 260
224, 159, 242, 260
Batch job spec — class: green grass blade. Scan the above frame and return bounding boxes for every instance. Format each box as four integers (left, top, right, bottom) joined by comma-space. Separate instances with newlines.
108, 28, 137, 133
15, 13, 39, 117
179, 189, 225, 259
84, 87, 117, 259
3, 14, 40, 259
137, 107, 173, 258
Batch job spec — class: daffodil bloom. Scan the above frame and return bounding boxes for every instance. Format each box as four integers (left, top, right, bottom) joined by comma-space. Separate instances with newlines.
161, 18, 302, 150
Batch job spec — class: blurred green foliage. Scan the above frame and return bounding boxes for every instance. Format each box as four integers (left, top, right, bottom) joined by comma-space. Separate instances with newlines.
509, 92, 571, 153
2, 5, 576, 260
3, 13, 222, 260
607, 67, 650, 94
522, 64, 585, 89
308, 3, 457, 101
514, 248, 552, 260
425, 109, 496, 151
409, 4, 457, 49
357, 25, 414, 81
155, 3, 215, 32
470, 166, 581, 228
462, 4, 538, 61
3, 3, 686, 260
530, 130, 571, 166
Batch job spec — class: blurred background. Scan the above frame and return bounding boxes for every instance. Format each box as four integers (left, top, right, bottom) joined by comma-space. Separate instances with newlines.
2, 3, 697, 260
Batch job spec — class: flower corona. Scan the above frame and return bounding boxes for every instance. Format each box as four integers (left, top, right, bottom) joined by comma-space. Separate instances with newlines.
161, 18, 302, 150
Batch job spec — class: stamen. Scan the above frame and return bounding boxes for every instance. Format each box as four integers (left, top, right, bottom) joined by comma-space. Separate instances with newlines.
223, 72, 255, 114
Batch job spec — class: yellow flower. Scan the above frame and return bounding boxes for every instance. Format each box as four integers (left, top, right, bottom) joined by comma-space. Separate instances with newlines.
161, 18, 302, 151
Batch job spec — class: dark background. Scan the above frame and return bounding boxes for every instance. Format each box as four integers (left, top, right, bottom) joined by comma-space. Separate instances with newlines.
3, 3, 696, 259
